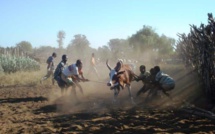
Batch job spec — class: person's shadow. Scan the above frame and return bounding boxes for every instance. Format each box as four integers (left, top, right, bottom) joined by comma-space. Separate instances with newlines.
0, 96, 48, 104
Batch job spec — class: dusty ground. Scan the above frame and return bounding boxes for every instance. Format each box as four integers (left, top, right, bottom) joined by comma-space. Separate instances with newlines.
0, 81, 215, 134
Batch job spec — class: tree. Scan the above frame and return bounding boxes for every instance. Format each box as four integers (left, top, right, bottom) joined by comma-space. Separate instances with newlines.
129, 25, 175, 59
98, 45, 111, 61
16, 41, 33, 53
67, 34, 91, 60
108, 38, 131, 60
57, 30, 65, 49
33, 46, 57, 62
157, 34, 175, 57
129, 25, 159, 52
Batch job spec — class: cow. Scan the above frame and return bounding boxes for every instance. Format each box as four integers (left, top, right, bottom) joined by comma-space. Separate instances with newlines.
106, 59, 136, 104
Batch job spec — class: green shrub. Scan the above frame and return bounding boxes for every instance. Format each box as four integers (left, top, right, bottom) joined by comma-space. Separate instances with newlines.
0, 55, 40, 73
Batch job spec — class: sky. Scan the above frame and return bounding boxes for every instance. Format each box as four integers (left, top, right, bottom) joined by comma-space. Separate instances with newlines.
0, 0, 214, 49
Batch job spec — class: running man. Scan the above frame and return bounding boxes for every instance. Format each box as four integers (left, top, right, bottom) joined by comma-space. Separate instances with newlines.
87, 53, 99, 79
40, 52, 57, 85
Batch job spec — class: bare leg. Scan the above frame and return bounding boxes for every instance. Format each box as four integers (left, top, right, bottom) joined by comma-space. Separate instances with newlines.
72, 86, 77, 96
144, 88, 156, 103
41, 70, 52, 82
136, 85, 149, 97
126, 85, 135, 105
93, 67, 100, 80
162, 90, 173, 100
76, 82, 84, 95
61, 87, 68, 96
52, 78, 55, 85
113, 88, 119, 102
61, 88, 64, 96
86, 66, 93, 77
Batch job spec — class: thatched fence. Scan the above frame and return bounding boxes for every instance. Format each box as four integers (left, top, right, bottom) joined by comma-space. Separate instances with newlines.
0, 47, 29, 57
177, 13, 215, 103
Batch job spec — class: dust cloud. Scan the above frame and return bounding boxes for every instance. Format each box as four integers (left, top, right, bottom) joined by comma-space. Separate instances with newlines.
47, 49, 203, 113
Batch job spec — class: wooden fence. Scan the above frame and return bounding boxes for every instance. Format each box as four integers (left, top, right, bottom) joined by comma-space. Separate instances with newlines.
177, 13, 215, 103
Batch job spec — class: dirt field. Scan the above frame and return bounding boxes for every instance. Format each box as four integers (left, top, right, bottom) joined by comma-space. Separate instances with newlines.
0, 80, 215, 134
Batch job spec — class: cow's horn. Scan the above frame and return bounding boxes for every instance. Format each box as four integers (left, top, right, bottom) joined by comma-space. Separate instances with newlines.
106, 60, 112, 70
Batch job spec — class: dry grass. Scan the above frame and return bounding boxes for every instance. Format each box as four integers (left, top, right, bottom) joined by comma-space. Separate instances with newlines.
0, 62, 206, 107
0, 63, 52, 86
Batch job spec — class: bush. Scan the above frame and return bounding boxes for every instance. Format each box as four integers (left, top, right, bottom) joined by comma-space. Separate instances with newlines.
0, 55, 40, 73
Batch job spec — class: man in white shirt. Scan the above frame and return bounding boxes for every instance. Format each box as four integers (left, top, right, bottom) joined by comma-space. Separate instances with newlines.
61, 59, 88, 96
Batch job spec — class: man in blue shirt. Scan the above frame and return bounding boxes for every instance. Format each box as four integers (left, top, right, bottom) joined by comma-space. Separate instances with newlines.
40, 52, 57, 85
153, 66, 175, 98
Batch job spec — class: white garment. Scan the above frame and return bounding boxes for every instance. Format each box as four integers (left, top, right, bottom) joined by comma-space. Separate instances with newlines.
62, 64, 79, 77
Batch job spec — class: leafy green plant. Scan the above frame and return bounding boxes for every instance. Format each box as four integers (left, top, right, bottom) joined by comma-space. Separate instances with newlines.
0, 55, 40, 73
